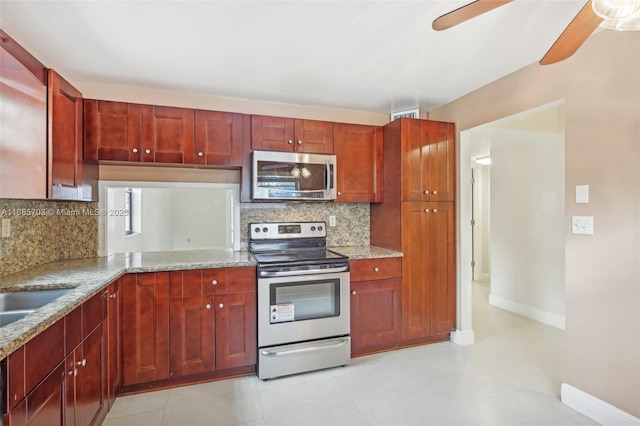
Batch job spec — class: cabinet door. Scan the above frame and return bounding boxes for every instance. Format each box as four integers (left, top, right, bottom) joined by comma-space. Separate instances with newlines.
169, 295, 215, 377
48, 69, 83, 199
121, 273, 170, 386
350, 279, 401, 356
141, 105, 194, 163
84, 100, 142, 162
428, 202, 456, 335
215, 292, 257, 370
334, 123, 383, 202
7, 364, 66, 426
423, 121, 456, 202
251, 115, 295, 151
194, 110, 243, 166
294, 119, 334, 153
105, 280, 121, 410
75, 324, 105, 426
401, 202, 432, 340
399, 119, 424, 202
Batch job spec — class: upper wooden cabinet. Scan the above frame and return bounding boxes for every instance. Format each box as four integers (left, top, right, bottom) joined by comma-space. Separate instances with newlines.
194, 110, 243, 166
251, 115, 334, 153
384, 118, 456, 202
48, 69, 97, 201
84, 100, 246, 167
334, 123, 383, 203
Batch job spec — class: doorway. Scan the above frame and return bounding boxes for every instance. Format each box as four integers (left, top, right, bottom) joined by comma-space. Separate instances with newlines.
455, 101, 567, 345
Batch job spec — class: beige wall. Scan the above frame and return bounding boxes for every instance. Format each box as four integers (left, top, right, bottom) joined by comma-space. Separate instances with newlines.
429, 30, 640, 417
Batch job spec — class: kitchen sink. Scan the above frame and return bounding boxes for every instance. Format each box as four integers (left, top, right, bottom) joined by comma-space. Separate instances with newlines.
0, 288, 72, 327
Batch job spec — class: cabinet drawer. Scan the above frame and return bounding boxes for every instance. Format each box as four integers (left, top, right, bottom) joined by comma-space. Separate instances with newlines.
350, 258, 402, 282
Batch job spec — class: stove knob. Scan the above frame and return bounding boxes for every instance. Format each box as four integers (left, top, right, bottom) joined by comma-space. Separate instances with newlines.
262, 227, 268, 233
254, 227, 260, 233
318, 226, 323, 231
310, 226, 316, 231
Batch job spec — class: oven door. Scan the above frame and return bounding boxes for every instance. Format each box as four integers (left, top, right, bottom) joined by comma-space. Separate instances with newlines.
258, 270, 350, 347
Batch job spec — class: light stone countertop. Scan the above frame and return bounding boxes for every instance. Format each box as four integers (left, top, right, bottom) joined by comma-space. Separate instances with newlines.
0, 245, 400, 360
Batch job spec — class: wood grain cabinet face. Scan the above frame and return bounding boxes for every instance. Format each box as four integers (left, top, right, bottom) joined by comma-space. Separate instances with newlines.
194, 110, 243, 166
251, 115, 333, 154
142, 105, 194, 164
84, 100, 142, 162
334, 123, 383, 203
121, 272, 170, 386
349, 258, 402, 356
104, 279, 122, 411
215, 290, 257, 370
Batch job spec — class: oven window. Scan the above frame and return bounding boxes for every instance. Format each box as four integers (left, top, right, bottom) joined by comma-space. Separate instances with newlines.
270, 279, 340, 322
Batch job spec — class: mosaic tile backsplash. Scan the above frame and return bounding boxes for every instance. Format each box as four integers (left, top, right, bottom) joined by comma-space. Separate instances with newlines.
0, 199, 99, 276
240, 202, 370, 249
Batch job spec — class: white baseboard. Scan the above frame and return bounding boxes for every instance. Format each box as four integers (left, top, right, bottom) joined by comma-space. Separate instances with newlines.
450, 329, 475, 346
561, 383, 640, 425
489, 294, 566, 330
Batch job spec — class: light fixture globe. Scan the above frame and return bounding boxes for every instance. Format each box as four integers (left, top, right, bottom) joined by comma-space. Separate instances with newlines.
592, 0, 640, 30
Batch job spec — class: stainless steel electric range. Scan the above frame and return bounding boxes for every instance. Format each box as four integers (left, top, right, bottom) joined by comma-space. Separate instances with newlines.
249, 221, 351, 380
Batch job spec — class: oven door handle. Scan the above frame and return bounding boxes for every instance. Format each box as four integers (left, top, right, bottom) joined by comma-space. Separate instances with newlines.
259, 265, 349, 277
260, 338, 350, 357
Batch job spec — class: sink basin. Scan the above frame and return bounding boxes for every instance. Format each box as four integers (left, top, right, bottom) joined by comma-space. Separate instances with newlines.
0, 288, 72, 327
0, 289, 71, 312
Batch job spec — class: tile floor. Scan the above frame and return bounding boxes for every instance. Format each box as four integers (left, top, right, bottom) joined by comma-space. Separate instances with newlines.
104, 281, 600, 425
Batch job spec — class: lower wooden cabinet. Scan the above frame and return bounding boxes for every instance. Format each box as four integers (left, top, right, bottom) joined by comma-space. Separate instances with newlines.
350, 257, 402, 356
104, 279, 121, 411
215, 291, 257, 370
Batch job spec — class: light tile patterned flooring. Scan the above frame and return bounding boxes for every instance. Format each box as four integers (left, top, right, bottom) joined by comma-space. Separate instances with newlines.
104, 281, 600, 425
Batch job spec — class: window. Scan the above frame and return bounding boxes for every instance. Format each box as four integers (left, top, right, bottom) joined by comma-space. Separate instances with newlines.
124, 188, 133, 235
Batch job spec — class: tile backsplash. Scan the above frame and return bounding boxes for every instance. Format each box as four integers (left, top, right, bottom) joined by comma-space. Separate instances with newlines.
0, 199, 99, 277
240, 202, 370, 249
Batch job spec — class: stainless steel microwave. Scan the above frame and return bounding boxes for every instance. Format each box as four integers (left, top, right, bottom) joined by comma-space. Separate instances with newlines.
252, 150, 337, 201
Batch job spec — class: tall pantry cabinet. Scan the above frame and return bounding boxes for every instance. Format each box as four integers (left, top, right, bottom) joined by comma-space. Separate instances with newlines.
371, 118, 456, 345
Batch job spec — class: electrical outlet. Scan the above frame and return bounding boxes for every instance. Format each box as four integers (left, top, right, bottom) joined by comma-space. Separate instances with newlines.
2, 219, 10, 238
329, 215, 336, 227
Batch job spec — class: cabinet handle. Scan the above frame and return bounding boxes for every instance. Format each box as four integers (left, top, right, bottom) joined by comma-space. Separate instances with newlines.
374, 267, 379, 272
425, 209, 430, 213
433, 190, 438, 195
297, 140, 302, 145
132, 148, 138, 153
433, 209, 438, 213
198, 152, 204, 157
76, 359, 86, 367
205, 304, 211, 310
145, 149, 151, 154
218, 303, 224, 308
352, 290, 357, 295
211, 280, 218, 285
288, 140, 293, 144
424, 190, 430, 195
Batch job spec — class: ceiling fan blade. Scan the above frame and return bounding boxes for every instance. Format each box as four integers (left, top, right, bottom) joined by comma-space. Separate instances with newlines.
432, 0, 514, 31
539, 0, 603, 65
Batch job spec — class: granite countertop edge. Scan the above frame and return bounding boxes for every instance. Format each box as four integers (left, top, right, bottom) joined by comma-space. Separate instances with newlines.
0, 245, 401, 359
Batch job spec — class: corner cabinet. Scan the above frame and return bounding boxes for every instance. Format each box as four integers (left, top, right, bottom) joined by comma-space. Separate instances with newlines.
334, 123, 383, 203
350, 257, 402, 356
371, 118, 457, 347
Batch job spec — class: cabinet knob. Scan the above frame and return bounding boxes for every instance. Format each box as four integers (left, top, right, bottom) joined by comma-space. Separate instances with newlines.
69, 369, 77, 377
351, 290, 356, 295
205, 304, 211, 310
433, 209, 438, 213
109, 293, 117, 299
424, 190, 429, 195
218, 303, 224, 308
77, 359, 86, 367
425, 209, 430, 213
297, 140, 302, 145
337, 191, 341, 196
145, 149, 151, 154
132, 148, 138, 153
198, 152, 204, 157
288, 140, 293, 144
374, 267, 379, 272
211, 280, 218, 285
432, 190, 438, 195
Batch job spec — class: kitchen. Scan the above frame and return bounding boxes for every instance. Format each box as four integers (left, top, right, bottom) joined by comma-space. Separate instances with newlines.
1, 1, 640, 425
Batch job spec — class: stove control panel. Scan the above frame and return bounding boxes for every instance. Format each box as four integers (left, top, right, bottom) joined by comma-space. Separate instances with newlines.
250, 221, 326, 240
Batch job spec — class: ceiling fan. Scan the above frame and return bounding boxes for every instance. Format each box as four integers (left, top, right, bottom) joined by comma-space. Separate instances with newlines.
432, 0, 640, 65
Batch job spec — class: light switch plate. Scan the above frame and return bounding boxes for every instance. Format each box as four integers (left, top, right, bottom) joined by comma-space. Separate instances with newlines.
576, 185, 589, 203
329, 215, 336, 227
2, 219, 10, 238
572, 216, 594, 235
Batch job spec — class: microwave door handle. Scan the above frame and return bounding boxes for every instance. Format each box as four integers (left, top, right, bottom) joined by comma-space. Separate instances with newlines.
325, 160, 330, 194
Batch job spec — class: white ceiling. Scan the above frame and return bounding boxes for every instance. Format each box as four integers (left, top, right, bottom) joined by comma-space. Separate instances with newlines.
0, 0, 590, 114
